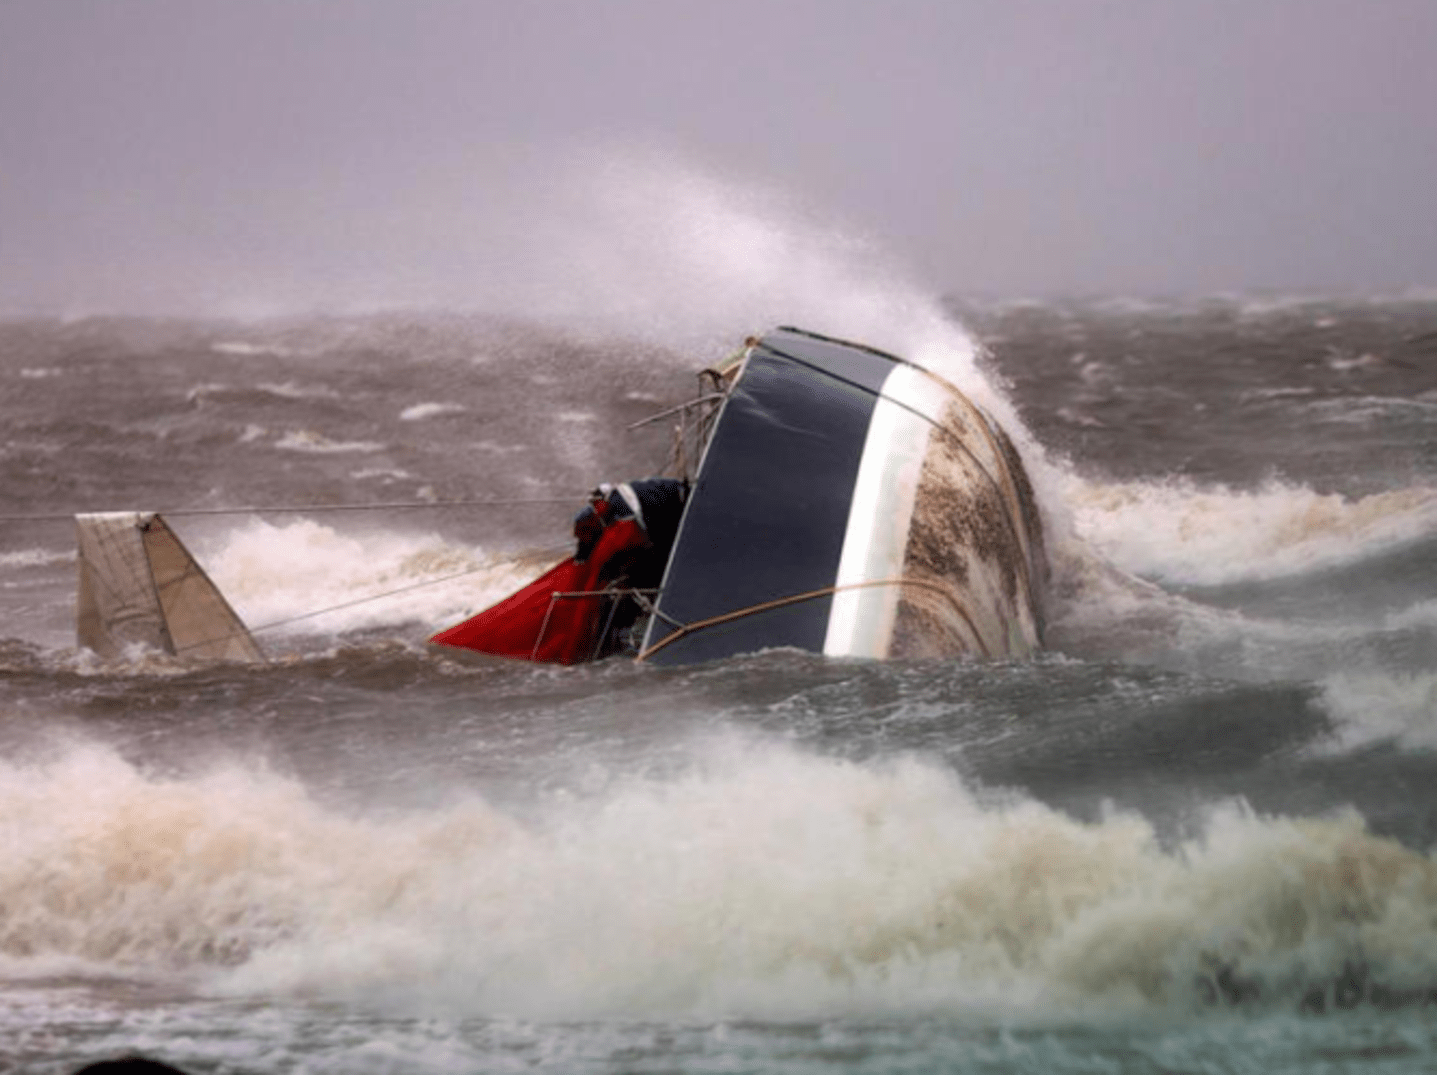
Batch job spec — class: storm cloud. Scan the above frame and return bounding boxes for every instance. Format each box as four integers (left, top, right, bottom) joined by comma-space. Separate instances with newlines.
2, 0, 1434, 312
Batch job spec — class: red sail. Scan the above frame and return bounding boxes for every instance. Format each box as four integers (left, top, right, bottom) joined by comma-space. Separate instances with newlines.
429, 519, 648, 664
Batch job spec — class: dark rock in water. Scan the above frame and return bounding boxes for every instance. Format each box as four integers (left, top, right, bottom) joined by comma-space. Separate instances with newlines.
73, 1057, 190, 1075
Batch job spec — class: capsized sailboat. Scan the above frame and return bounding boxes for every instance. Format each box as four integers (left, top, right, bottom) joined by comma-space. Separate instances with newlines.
430, 327, 1048, 666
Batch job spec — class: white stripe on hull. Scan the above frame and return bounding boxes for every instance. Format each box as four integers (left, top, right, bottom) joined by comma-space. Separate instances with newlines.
823, 364, 948, 659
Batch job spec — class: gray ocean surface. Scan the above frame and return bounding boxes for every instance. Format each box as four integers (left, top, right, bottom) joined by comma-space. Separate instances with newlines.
3, 296, 1437, 1073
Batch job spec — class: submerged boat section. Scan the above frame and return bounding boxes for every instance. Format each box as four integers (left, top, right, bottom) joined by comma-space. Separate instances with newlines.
75, 512, 264, 663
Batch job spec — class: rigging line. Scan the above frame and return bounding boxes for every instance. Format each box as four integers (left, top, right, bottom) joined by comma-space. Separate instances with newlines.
636, 577, 991, 662
625, 394, 728, 430
521, 587, 661, 660
630, 588, 684, 631
2, 496, 588, 524
173, 560, 493, 655
530, 592, 562, 661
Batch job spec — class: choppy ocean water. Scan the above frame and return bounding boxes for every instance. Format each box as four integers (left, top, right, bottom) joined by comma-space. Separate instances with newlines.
3, 295, 1437, 1073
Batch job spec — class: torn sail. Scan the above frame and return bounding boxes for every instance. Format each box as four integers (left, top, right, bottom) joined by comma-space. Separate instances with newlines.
76, 512, 263, 662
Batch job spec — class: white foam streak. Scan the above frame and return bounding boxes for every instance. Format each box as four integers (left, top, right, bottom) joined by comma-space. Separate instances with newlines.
274, 430, 385, 454
0, 547, 72, 569
399, 402, 466, 421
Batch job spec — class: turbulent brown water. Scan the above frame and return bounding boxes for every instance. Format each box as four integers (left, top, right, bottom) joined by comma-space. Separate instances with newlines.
4, 295, 1437, 1073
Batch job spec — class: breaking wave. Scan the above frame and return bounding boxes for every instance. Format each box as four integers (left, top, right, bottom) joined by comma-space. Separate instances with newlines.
199, 518, 557, 640
1064, 477, 1437, 587
1320, 670, 1437, 751
1, 737, 1434, 1020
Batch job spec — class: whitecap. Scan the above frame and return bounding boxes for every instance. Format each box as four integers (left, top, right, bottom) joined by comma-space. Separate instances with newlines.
274, 430, 385, 454
0, 548, 72, 568
1064, 476, 1437, 587
400, 402, 466, 421
257, 381, 340, 400
469, 441, 520, 456
212, 341, 294, 357
1319, 669, 1437, 750
201, 517, 545, 635
350, 467, 412, 481
5, 735, 1426, 1021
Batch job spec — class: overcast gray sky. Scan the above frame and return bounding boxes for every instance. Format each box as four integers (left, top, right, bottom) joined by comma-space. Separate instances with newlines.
2, 0, 1435, 313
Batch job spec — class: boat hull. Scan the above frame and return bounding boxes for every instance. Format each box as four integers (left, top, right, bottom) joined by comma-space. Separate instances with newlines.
639, 328, 1046, 664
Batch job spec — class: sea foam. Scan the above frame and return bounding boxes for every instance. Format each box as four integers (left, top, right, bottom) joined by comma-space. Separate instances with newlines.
0, 736, 1433, 1020
1320, 669, 1437, 750
200, 517, 555, 639
1065, 477, 1437, 587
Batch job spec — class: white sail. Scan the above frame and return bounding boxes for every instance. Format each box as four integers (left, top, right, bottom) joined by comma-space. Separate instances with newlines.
75, 512, 263, 663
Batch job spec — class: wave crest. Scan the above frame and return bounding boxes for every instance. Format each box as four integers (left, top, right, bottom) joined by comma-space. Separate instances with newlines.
3, 740, 1436, 1019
